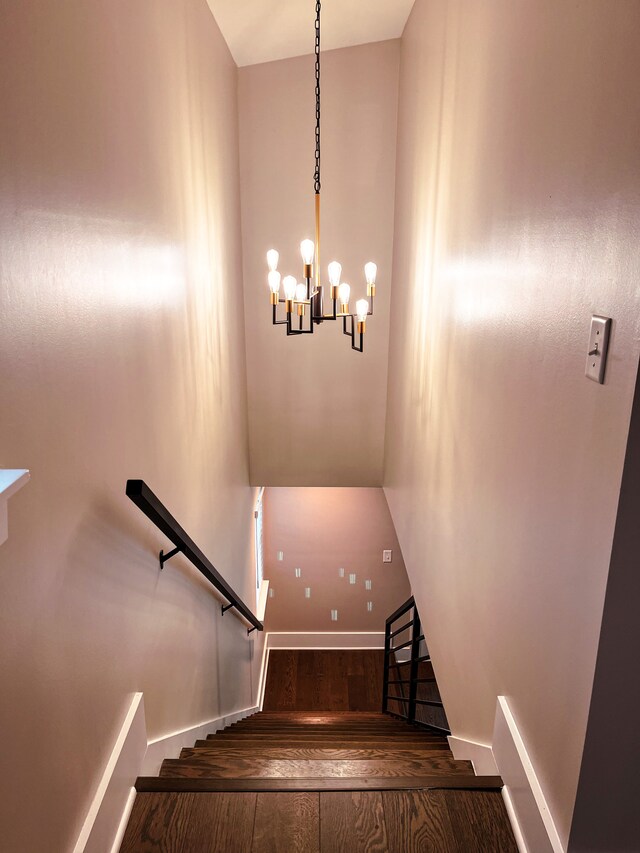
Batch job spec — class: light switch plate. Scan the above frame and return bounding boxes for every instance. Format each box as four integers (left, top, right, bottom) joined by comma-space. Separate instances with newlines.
383, 550, 392, 563
585, 315, 612, 384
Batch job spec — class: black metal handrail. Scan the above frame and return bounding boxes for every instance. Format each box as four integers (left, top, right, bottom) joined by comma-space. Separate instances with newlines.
126, 479, 263, 634
382, 595, 450, 734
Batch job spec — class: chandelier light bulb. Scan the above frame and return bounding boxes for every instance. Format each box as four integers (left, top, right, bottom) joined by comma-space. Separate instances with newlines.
283, 276, 297, 300
328, 261, 342, 288
300, 239, 315, 265
365, 262, 377, 297
356, 299, 369, 323
338, 282, 350, 313
267, 249, 279, 271
268, 270, 281, 294
295, 282, 308, 316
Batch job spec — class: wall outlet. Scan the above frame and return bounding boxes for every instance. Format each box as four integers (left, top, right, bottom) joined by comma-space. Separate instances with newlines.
276, 550, 284, 561
383, 550, 392, 563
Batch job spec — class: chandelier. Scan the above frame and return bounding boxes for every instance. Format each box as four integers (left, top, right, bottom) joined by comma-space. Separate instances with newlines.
264, 0, 377, 353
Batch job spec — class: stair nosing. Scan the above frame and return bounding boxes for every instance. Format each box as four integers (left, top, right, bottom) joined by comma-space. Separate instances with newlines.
135, 775, 503, 793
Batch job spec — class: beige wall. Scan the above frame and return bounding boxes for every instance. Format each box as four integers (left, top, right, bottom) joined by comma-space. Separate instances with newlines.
239, 41, 399, 487
385, 0, 640, 846
263, 488, 411, 631
0, 2, 264, 852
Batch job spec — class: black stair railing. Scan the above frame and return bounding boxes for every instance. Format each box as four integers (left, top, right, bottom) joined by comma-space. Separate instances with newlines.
126, 479, 263, 634
382, 596, 450, 734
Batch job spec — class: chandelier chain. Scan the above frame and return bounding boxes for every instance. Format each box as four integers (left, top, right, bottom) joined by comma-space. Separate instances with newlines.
314, 0, 321, 194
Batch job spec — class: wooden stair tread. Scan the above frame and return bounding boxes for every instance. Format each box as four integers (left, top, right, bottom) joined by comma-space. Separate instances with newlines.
226, 727, 432, 734
181, 747, 453, 760
230, 717, 412, 723
234, 725, 443, 732
136, 775, 504, 793
206, 733, 446, 741
121, 789, 517, 853
159, 757, 473, 779
228, 724, 420, 730
200, 732, 443, 739
248, 712, 389, 716
195, 739, 444, 750
219, 718, 435, 724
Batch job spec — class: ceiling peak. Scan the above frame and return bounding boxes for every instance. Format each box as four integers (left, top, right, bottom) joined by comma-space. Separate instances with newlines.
206, 0, 415, 67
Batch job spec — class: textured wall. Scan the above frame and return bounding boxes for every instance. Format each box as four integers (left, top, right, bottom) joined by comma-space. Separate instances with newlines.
263, 488, 411, 631
0, 2, 263, 851
239, 41, 399, 486
384, 0, 640, 845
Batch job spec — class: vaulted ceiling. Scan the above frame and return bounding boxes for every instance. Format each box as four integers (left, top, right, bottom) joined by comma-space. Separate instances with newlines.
206, 0, 415, 66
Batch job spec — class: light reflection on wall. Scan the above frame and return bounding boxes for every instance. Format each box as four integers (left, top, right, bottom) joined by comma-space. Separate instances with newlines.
2, 210, 185, 313
444, 257, 538, 326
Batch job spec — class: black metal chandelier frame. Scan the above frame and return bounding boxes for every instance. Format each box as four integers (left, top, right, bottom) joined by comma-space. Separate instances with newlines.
266, 0, 377, 354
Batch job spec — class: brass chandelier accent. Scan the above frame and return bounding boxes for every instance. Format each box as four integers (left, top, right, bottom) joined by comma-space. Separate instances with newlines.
265, 0, 377, 353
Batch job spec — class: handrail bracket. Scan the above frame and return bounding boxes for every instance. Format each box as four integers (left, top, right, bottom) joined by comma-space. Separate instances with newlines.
159, 545, 183, 570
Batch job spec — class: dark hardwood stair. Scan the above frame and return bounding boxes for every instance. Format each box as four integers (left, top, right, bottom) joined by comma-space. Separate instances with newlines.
121, 711, 517, 851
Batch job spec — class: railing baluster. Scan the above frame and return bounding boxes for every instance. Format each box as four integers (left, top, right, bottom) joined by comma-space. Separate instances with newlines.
382, 618, 391, 713
408, 605, 421, 724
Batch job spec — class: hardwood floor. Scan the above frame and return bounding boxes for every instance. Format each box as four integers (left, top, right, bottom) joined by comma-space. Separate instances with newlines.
321, 791, 389, 852
120, 791, 256, 852
262, 650, 384, 712
253, 792, 319, 853
121, 789, 517, 852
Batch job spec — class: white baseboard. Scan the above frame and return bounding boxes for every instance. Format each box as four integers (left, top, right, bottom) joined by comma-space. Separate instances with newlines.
72, 693, 147, 853
493, 696, 564, 853
257, 643, 271, 710
73, 695, 259, 853
502, 784, 530, 853
256, 579, 269, 621
141, 705, 258, 775
447, 735, 498, 775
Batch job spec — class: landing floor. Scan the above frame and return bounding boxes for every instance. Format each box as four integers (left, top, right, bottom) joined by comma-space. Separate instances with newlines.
122, 788, 518, 852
